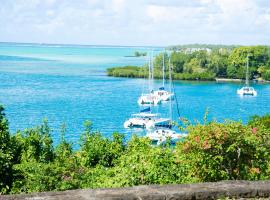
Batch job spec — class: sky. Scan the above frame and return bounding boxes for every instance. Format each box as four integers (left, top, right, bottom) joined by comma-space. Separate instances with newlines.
0, 0, 270, 46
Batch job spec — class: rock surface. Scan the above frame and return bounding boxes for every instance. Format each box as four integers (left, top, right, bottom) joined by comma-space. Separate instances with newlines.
1, 180, 270, 200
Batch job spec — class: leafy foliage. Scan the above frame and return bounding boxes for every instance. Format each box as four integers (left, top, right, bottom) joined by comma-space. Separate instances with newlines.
108, 45, 270, 81
134, 51, 147, 57
0, 105, 13, 194
107, 66, 147, 78
176, 121, 270, 181
0, 104, 270, 194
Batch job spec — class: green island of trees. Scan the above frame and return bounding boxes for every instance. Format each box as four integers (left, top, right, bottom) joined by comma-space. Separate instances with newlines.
1, 104, 270, 194
108, 45, 270, 81
134, 51, 147, 57
124, 51, 147, 57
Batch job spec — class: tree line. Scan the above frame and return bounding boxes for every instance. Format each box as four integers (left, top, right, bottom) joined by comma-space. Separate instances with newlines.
107, 45, 270, 81
1, 104, 270, 194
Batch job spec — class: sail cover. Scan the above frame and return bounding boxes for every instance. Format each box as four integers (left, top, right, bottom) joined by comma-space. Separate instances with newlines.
159, 87, 165, 90
140, 107, 151, 113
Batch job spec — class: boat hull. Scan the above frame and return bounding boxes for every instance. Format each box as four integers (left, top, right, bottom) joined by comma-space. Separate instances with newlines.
237, 87, 257, 96
124, 118, 171, 130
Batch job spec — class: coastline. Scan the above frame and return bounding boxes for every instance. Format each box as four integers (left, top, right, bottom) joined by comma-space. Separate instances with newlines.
107, 66, 270, 83
215, 78, 242, 82
216, 78, 270, 83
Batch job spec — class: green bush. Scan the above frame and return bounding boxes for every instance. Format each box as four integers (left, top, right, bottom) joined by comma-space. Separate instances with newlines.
176, 121, 270, 181
107, 66, 147, 78
262, 70, 270, 81
248, 114, 270, 130
79, 121, 124, 167
103, 136, 187, 187
1, 103, 270, 194
0, 105, 14, 194
173, 72, 216, 81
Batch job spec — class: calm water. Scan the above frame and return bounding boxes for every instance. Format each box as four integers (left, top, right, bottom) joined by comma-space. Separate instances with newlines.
0, 43, 269, 145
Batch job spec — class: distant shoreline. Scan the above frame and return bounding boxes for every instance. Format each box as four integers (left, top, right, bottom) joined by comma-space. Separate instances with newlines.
215, 78, 243, 82
216, 78, 270, 83
107, 66, 270, 83
0, 41, 165, 49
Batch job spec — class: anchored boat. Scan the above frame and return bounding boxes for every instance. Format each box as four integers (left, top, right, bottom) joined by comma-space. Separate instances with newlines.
138, 52, 162, 105
146, 56, 183, 144
137, 92, 162, 105
237, 55, 257, 96
237, 86, 257, 96
152, 87, 174, 101
146, 128, 187, 145
151, 51, 174, 101
124, 107, 171, 129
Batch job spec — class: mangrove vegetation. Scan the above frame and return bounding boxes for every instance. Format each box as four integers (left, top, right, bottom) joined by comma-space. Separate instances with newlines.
107, 45, 270, 81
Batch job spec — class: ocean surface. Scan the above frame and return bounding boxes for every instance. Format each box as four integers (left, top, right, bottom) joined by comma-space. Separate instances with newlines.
0, 43, 269, 145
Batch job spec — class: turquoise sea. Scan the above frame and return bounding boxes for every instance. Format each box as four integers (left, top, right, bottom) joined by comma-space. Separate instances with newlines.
0, 43, 269, 145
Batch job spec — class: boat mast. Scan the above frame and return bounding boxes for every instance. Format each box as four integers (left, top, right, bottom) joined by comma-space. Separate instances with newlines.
162, 50, 165, 87
148, 53, 151, 92
151, 50, 154, 90
246, 55, 249, 86
169, 56, 172, 121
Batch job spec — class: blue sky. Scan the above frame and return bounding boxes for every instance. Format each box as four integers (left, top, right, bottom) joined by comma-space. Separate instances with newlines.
0, 0, 270, 46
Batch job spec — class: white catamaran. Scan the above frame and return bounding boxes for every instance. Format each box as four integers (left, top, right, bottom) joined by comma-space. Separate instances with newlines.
138, 53, 162, 105
123, 107, 171, 129
146, 57, 184, 144
138, 51, 173, 105
151, 51, 174, 101
146, 128, 187, 145
237, 55, 257, 96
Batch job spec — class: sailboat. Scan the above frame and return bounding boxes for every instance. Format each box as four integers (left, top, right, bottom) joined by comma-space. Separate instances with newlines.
138, 51, 173, 105
125, 51, 172, 130
237, 55, 257, 96
138, 52, 162, 105
123, 106, 171, 129
151, 51, 174, 101
146, 128, 186, 145
146, 57, 185, 145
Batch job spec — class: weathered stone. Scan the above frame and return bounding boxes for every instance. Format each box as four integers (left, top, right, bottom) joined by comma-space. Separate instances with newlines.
1, 180, 270, 200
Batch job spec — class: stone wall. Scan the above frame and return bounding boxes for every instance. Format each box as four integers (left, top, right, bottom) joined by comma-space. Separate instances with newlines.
2, 180, 270, 200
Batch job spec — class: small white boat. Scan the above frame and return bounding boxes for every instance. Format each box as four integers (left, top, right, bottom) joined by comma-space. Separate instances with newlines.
138, 93, 162, 105
138, 53, 162, 105
124, 107, 171, 129
151, 52, 174, 102
152, 87, 174, 101
146, 128, 187, 145
237, 55, 257, 96
237, 86, 257, 96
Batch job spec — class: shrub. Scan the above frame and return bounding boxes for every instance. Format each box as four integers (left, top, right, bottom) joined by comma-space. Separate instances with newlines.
79, 121, 124, 167
176, 121, 270, 182
0, 105, 13, 194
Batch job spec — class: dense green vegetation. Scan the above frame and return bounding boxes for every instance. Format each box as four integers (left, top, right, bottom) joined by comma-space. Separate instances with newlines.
108, 45, 270, 81
107, 66, 146, 78
134, 51, 147, 57
168, 44, 238, 51
1, 105, 270, 194
124, 52, 147, 57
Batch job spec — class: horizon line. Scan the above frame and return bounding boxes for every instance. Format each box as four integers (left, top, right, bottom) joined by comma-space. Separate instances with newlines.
0, 41, 166, 48
1, 41, 269, 48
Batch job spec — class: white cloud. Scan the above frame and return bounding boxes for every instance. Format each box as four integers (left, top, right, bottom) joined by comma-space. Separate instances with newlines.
0, 0, 269, 45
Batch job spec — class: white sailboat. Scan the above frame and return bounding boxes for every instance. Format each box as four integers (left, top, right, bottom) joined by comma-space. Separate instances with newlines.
237, 55, 257, 96
125, 51, 172, 130
138, 51, 174, 104
147, 128, 187, 145
124, 107, 171, 129
146, 57, 184, 144
151, 51, 174, 101
138, 52, 162, 105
